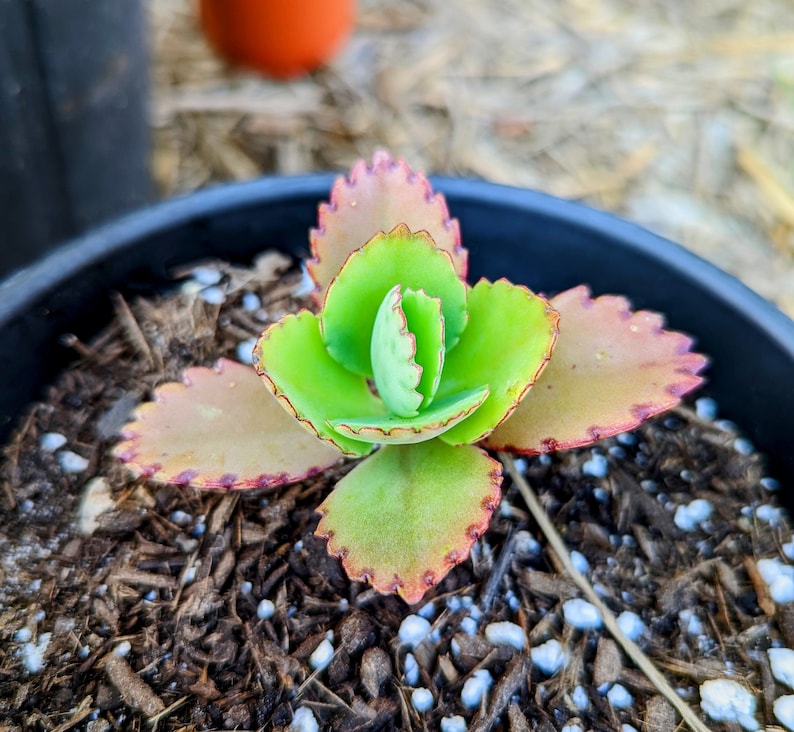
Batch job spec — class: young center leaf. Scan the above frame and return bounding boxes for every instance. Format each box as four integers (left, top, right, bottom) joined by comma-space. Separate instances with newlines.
484, 285, 709, 453
115, 359, 342, 490
370, 285, 447, 417
370, 284, 425, 418
308, 150, 466, 301
401, 288, 445, 407
315, 439, 502, 605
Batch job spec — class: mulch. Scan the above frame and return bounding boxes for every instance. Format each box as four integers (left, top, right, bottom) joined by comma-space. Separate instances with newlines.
0, 253, 790, 731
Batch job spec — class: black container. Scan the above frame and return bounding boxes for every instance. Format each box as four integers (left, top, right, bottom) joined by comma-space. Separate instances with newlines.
1, 176, 793, 486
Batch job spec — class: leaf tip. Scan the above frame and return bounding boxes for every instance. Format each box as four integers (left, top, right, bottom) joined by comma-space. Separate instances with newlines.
308, 151, 466, 297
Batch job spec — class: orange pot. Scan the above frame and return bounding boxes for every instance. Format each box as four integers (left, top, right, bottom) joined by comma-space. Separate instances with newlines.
199, 0, 355, 79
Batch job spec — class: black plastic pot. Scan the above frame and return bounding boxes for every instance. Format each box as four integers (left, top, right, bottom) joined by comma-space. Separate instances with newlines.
1, 176, 793, 488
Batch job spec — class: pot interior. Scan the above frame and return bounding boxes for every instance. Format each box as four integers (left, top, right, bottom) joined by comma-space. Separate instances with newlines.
1, 175, 792, 489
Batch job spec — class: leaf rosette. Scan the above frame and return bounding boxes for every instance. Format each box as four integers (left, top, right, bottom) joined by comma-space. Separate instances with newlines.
116, 151, 707, 605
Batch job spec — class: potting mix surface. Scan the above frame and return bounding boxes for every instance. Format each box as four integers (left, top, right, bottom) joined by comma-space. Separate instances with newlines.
1, 253, 792, 731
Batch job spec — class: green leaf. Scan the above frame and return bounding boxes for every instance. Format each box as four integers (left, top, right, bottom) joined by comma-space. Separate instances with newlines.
402, 288, 445, 407
484, 286, 708, 453
320, 225, 468, 377
307, 150, 467, 303
254, 311, 385, 457
436, 279, 559, 446
371, 285, 423, 417
330, 386, 489, 445
115, 359, 342, 490
315, 440, 502, 604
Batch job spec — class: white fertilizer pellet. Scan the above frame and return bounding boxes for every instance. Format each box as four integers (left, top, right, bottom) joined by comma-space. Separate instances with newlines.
39, 432, 67, 452
308, 639, 333, 671
257, 599, 275, 620
57, 451, 89, 473
616, 611, 645, 641
563, 599, 603, 630
22, 633, 51, 674
398, 615, 431, 648
531, 639, 566, 676
606, 683, 633, 709
289, 707, 319, 732
699, 679, 759, 731
411, 687, 434, 713
403, 653, 420, 686
758, 558, 794, 604
236, 338, 257, 364
570, 551, 590, 574
769, 648, 794, 689
673, 498, 713, 531
440, 715, 467, 732
460, 669, 493, 709
484, 621, 525, 650
774, 695, 794, 731
582, 452, 609, 478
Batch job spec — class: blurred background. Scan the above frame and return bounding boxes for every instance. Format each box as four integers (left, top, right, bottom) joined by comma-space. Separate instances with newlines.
3, 0, 794, 316
149, 0, 794, 316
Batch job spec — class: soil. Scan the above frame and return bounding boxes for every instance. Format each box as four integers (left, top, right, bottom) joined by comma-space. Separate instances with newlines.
0, 253, 791, 731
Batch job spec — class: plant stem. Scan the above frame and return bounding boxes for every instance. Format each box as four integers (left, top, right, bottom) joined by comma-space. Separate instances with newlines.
499, 452, 712, 732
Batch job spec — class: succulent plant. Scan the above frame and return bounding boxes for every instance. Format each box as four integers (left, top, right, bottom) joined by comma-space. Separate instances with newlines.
117, 151, 707, 604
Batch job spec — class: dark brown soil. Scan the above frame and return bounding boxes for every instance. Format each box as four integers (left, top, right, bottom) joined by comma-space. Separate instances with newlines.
0, 254, 790, 731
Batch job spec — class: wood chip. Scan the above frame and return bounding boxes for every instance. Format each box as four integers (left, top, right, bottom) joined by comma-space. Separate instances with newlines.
643, 695, 678, 732
360, 647, 391, 699
507, 702, 531, 732
593, 637, 623, 687
744, 557, 777, 617
470, 655, 531, 732
102, 654, 165, 717
208, 493, 238, 536
110, 568, 177, 591
520, 569, 578, 600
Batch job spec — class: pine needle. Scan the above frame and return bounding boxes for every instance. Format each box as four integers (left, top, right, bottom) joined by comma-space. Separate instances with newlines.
500, 452, 712, 732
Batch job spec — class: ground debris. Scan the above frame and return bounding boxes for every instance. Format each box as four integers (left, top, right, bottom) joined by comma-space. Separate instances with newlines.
643, 694, 678, 731
102, 653, 166, 717
360, 647, 392, 699
0, 251, 790, 730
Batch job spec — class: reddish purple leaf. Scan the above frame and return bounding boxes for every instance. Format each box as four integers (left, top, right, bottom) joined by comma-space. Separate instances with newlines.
307, 150, 466, 302
484, 286, 708, 454
116, 358, 342, 490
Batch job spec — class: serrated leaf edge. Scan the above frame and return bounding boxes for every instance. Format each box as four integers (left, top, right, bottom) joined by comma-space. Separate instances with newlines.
307, 150, 466, 301
315, 447, 503, 604
253, 312, 375, 458
487, 285, 708, 454
115, 359, 340, 491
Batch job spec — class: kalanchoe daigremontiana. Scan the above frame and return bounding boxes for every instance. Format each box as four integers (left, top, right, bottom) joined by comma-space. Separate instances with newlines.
117, 150, 707, 604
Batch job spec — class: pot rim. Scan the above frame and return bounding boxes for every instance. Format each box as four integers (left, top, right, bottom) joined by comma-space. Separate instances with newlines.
3, 173, 792, 353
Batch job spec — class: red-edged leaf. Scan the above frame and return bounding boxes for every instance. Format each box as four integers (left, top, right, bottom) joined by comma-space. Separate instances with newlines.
254, 310, 384, 457
115, 358, 342, 490
484, 285, 708, 453
330, 386, 489, 445
307, 150, 466, 302
316, 440, 502, 605
320, 226, 468, 377
436, 279, 559, 446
